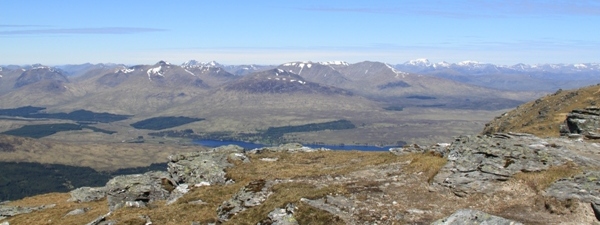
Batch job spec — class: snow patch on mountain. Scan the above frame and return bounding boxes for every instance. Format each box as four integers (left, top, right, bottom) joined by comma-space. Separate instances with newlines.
182, 60, 220, 68
457, 60, 481, 66
319, 61, 348, 66
147, 66, 164, 80
433, 61, 451, 68
282, 61, 348, 67
385, 63, 408, 78
406, 58, 432, 67
184, 69, 195, 76
116, 66, 135, 74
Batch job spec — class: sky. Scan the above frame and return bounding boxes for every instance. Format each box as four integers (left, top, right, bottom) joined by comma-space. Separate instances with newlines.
1, 0, 599, 65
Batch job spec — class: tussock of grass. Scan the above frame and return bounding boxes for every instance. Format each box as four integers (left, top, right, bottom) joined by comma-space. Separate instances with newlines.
401, 152, 448, 183
513, 161, 582, 192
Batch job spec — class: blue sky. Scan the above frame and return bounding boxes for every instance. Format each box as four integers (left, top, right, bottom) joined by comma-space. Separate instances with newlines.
1, 0, 599, 65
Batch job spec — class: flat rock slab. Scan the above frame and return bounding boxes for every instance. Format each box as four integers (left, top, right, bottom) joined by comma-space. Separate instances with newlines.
432, 133, 600, 196
546, 170, 600, 205
105, 171, 171, 211
432, 209, 523, 225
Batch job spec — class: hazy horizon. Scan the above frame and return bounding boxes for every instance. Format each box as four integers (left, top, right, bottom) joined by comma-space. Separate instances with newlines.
2, 0, 599, 65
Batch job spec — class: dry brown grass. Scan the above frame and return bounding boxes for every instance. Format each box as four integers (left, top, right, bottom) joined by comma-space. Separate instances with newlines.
2, 151, 454, 224
4, 193, 109, 225
513, 161, 582, 192
226, 151, 407, 181
401, 152, 448, 183
485, 84, 600, 137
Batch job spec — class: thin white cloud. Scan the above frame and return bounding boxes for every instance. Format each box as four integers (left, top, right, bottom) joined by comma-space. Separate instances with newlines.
0, 27, 167, 35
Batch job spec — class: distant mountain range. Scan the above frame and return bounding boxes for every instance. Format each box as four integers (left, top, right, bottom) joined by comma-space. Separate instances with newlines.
1, 59, 598, 145
3, 59, 598, 90
0, 59, 598, 115
394, 59, 600, 91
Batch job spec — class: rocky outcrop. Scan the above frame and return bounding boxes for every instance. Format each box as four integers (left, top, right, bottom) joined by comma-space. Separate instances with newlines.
433, 133, 571, 196
560, 106, 600, 139
167, 145, 244, 186
217, 179, 276, 222
432, 209, 523, 225
546, 171, 600, 205
105, 171, 171, 211
389, 143, 450, 156
68, 187, 107, 202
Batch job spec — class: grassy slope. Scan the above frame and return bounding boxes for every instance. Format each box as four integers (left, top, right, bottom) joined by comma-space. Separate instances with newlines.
483, 84, 600, 137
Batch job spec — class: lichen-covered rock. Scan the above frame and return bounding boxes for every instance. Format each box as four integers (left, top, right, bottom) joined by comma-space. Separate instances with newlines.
258, 203, 299, 225
167, 151, 234, 186
389, 143, 450, 156
68, 186, 106, 202
433, 133, 569, 196
166, 183, 189, 205
105, 171, 171, 211
561, 106, 600, 139
228, 152, 250, 163
431, 209, 523, 225
545, 171, 600, 205
217, 179, 276, 222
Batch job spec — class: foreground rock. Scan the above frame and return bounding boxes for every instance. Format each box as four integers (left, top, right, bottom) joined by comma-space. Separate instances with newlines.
168, 145, 244, 186
389, 143, 450, 156
561, 106, 600, 139
432, 209, 523, 225
258, 203, 299, 225
217, 179, 277, 222
432, 133, 597, 196
105, 171, 171, 211
68, 187, 107, 203
546, 171, 600, 205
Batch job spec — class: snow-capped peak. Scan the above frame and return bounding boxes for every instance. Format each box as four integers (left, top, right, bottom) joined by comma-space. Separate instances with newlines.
319, 61, 349, 66
406, 58, 431, 66
457, 60, 481, 66
433, 61, 451, 68
156, 60, 171, 66
182, 60, 220, 68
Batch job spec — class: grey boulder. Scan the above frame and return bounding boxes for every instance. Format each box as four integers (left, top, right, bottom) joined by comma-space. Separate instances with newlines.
105, 171, 171, 211
68, 186, 106, 202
